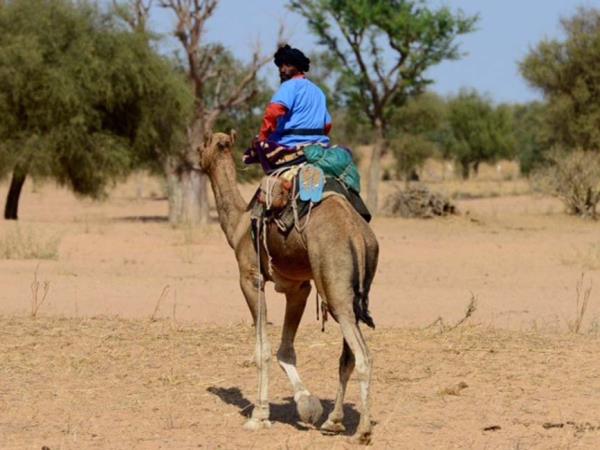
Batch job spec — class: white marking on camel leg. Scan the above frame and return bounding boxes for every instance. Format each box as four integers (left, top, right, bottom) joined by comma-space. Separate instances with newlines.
277, 281, 323, 424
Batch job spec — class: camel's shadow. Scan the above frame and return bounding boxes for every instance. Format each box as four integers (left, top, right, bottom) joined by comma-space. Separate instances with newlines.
207, 386, 360, 435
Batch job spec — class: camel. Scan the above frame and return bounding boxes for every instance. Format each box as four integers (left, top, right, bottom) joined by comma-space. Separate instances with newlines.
198, 131, 379, 444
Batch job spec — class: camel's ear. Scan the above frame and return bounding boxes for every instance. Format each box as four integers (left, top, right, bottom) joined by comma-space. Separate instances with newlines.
203, 130, 212, 150
229, 129, 237, 145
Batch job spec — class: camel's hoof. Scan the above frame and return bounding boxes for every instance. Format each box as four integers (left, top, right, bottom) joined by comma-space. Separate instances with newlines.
296, 394, 323, 424
320, 419, 346, 434
350, 431, 372, 446
243, 418, 272, 431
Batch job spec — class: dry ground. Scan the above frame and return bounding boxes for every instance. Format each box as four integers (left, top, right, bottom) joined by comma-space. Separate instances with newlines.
1, 165, 600, 448
2, 317, 600, 449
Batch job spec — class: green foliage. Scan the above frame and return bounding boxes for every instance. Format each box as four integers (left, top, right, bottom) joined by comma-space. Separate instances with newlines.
0, 0, 192, 197
388, 92, 446, 179
511, 101, 548, 175
289, 0, 478, 126
443, 90, 516, 179
520, 8, 600, 152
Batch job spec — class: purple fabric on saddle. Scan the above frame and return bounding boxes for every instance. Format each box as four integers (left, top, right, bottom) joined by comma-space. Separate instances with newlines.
243, 140, 308, 174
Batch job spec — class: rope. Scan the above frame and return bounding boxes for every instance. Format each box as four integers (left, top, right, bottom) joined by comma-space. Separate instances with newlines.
291, 176, 314, 233
255, 219, 264, 324
261, 217, 273, 276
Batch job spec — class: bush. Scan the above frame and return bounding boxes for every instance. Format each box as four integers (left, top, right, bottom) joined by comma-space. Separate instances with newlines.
0, 225, 60, 260
381, 186, 457, 218
533, 149, 600, 218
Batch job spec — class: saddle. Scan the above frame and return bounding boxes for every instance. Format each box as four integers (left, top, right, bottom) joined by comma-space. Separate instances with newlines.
249, 164, 371, 236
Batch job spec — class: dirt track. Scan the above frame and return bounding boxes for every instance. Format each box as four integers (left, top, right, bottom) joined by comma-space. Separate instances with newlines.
1, 172, 600, 448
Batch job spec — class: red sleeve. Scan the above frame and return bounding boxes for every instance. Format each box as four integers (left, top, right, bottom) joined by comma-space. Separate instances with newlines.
325, 122, 332, 135
259, 103, 288, 141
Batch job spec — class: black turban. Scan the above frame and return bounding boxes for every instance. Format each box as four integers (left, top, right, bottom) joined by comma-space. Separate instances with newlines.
273, 44, 310, 73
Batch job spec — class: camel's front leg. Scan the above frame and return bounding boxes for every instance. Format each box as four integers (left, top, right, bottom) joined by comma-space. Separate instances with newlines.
277, 281, 323, 425
240, 271, 272, 430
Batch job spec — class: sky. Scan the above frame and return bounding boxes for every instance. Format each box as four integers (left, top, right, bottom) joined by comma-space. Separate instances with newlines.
145, 0, 600, 104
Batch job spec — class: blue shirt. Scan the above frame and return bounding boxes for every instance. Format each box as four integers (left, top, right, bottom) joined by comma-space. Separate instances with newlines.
270, 77, 332, 147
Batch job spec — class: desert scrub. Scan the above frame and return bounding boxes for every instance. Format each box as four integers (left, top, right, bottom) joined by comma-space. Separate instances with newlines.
532, 149, 600, 219
0, 225, 60, 260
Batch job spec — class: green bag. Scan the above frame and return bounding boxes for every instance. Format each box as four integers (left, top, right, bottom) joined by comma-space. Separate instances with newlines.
303, 145, 361, 193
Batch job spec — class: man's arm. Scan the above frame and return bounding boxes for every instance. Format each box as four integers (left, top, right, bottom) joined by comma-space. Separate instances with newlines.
259, 103, 288, 141
324, 110, 332, 135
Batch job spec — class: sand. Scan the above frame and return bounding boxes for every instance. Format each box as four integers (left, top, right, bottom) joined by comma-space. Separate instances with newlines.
1, 171, 599, 448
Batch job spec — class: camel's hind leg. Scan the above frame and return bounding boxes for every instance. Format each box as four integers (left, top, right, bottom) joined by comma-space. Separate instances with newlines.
277, 281, 323, 424
321, 339, 354, 434
337, 316, 372, 444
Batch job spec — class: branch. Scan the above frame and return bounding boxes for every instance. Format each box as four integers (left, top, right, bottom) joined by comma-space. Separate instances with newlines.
159, 0, 220, 99
208, 50, 270, 123
113, 0, 153, 32
334, 12, 381, 111
369, 32, 388, 90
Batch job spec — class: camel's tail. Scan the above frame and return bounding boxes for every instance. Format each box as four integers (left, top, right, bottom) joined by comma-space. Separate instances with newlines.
350, 237, 376, 329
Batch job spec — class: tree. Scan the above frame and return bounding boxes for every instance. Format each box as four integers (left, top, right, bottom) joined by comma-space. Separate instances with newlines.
520, 7, 600, 152
511, 101, 548, 175
158, 0, 272, 225
387, 92, 446, 183
443, 90, 515, 179
0, 0, 191, 219
289, 0, 477, 212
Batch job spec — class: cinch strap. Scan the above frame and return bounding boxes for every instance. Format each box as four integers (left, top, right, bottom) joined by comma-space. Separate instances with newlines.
280, 128, 326, 136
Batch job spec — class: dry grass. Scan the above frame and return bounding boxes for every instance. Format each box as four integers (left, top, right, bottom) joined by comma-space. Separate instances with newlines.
426, 293, 478, 333
2, 315, 600, 449
568, 273, 593, 334
30, 265, 50, 318
0, 224, 60, 260
562, 242, 600, 271
150, 285, 171, 322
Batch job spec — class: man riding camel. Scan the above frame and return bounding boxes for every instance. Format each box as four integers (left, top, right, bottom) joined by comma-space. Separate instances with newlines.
243, 44, 333, 173
244, 44, 369, 222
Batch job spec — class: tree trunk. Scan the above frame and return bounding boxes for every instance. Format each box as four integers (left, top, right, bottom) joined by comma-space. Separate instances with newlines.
179, 167, 209, 226
366, 124, 386, 214
460, 161, 470, 180
164, 139, 210, 226
4, 167, 27, 220
473, 161, 480, 177
164, 157, 183, 225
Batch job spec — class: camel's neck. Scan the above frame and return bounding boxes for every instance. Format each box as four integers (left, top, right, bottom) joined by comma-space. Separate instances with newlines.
206, 150, 247, 248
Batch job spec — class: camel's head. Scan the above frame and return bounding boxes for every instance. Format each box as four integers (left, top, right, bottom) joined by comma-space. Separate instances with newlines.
198, 130, 237, 171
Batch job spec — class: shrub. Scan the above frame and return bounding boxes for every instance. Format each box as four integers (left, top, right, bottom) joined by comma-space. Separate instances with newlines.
533, 149, 600, 219
381, 186, 457, 218
0, 225, 60, 260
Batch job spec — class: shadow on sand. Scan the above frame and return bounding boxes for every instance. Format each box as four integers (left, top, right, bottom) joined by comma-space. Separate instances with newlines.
114, 214, 221, 224
207, 386, 360, 435
115, 215, 169, 223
